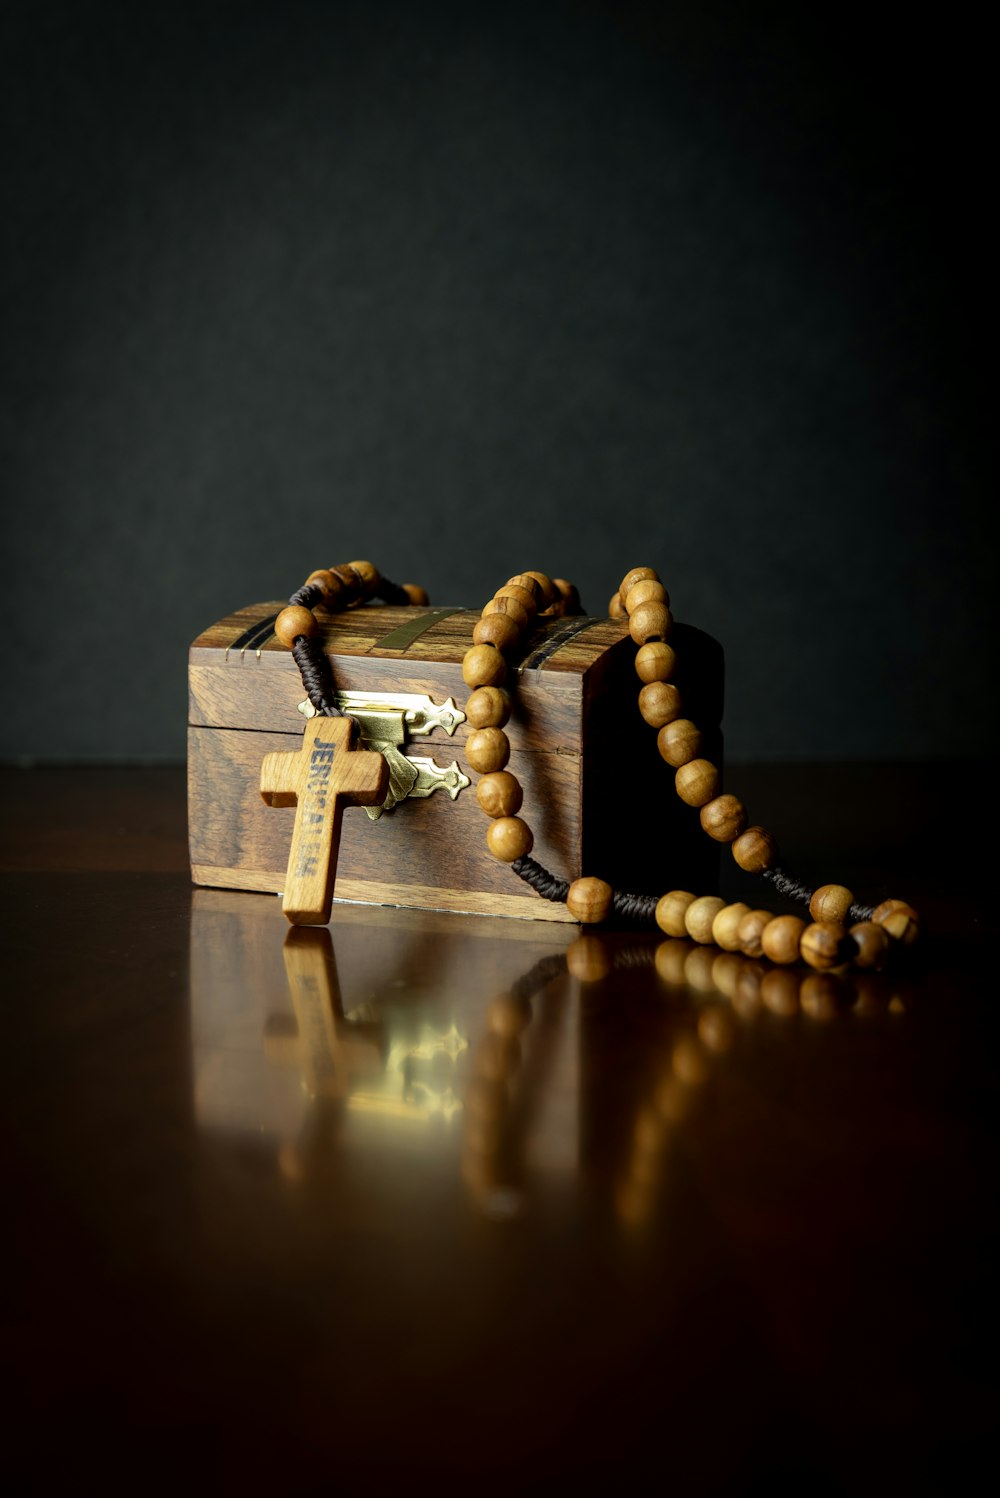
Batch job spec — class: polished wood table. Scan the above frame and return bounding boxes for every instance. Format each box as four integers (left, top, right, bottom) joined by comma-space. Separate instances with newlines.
2, 767, 994, 1489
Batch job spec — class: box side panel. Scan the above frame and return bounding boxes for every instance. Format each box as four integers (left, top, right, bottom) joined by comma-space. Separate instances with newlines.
189, 726, 581, 921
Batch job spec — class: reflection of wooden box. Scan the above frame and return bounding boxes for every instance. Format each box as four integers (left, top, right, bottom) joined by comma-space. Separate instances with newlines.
188, 602, 723, 921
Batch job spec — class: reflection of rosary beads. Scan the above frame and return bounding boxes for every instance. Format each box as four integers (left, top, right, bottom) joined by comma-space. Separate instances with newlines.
459, 566, 920, 972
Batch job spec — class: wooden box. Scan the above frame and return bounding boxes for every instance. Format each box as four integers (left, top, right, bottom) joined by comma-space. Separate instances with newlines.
188, 602, 724, 921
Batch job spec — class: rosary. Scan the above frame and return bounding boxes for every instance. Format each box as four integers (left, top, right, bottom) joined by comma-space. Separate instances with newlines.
264, 559, 920, 972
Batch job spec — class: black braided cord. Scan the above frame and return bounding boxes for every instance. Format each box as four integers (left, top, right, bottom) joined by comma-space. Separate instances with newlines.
762, 865, 874, 924
510, 856, 570, 903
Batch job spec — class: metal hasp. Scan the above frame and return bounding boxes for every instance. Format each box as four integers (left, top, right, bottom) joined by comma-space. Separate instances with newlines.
297, 691, 469, 819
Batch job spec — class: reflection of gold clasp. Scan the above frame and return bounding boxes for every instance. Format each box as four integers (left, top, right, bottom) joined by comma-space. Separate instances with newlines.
296, 691, 469, 818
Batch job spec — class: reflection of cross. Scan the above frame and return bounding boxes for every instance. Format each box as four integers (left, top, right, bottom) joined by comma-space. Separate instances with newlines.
260, 717, 388, 925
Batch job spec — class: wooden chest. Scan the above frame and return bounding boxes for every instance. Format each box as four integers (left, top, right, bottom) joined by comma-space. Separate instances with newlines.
188, 602, 724, 921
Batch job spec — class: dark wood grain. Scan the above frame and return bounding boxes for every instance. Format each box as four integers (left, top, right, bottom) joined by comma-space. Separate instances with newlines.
0, 764, 994, 1490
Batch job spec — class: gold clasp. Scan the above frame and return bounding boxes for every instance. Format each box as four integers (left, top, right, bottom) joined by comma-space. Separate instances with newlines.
296, 691, 469, 819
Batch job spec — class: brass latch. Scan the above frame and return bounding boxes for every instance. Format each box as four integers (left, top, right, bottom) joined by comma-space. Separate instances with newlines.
297, 691, 469, 819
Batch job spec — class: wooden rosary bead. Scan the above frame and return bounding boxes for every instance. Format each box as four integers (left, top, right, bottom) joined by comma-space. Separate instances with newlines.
402, 583, 429, 605
274, 605, 318, 647
624, 579, 667, 613
871, 899, 920, 946
760, 914, 807, 966
657, 719, 702, 769
305, 568, 340, 604
638, 681, 683, 728
675, 758, 720, 807
476, 771, 523, 819
711, 902, 751, 952
619, 566, 658, 601
462, 644, 507, 690
800, 921, 846, 971
684, 895, 727, 944
465, 727, 510, 773
609, 592, 627, 620
800, 973, 844, 1022
732, 826, 778, 873
494, 583, 537, 618
635, 641, 676, 684
711, 951, 743, 1001
566, 935, 612, 983
348, 560, 380, 596
566, 877, 613, 925
486, 816, 533, 862
699, 794, 748, 843
761, 968, 800, 1016
506, 573, 543, 603
655, 890, 696, 938
330, 564, 362, 602
473, 613, 521, 651
684, 946, 717, 994
848, 921, 890, 970
809, 883, 854, 925
524, 571, 557, 607
734, 908, 772, 958
464, 686, 511, 730
483, 594, 532, 631
628, 601, 671, 645
553, 579, 581, 613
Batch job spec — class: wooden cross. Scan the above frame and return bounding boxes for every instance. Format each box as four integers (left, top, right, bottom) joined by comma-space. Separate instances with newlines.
260, 716, 389, 926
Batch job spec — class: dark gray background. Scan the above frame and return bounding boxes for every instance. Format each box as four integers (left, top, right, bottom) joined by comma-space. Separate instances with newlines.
2, 1, 990, 763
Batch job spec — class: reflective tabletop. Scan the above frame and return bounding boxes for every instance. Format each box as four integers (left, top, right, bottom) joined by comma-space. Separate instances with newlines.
2, 767, 995, 1489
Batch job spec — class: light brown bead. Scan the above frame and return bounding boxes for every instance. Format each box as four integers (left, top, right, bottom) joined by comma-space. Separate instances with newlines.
638, 681, 683, 728
760, 914, 807, 965
624, 578, 668, 613
619, 566, 659, 601
736, 908, 773, 958
524, 571, 557, 607
761, 968, 800, 1016
348, 560, 379, 596
483, 594, 531, 632
809, 883, 854, 925
657, 719, 702, 768
711, 951, 743, 1000
553, 579, 581, 613
494, 583, 537, 618
684, 894, 727, 944
700, 794, 747, 843
675, 759, 720, 807
848, 921, 889, 970
402, 583, 429, 605
629, 601, 671, 645
464, 686, 511, 730
274, 605, 317, 647
462, 644, 507, 689
486, 816, 533, 862
608, 591, 627, 620
566, 877, 613, 925
684, 946, 717, 993
733, 961, 764, 1018
330, 564, 361, 602
506, 573, 543, 603
655, 890, 697, 938
871, 899, 920, 946
800, 921, 846, 971
465, 727, 510, 773
473, 613, 521, 651
800, 974, 843, 1022
732, 826, 778, 873
305, 568, 340, 605
654, 940, 688, 987
711, 902, 751, 952
634, 642, 676, 684
566, 935, 612, 983
476, 771, 523, 819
